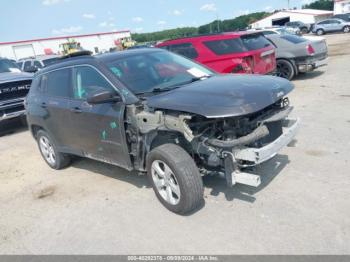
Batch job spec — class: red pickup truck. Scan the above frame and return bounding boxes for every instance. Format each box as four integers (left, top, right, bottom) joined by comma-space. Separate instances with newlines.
156, 32, 276, 75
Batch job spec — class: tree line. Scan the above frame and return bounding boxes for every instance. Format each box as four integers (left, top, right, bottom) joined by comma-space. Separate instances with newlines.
132, 0, 335, 43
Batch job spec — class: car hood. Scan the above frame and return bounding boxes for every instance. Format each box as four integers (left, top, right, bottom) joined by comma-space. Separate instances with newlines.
0, 72, 33, 84
146, 75, 294, 118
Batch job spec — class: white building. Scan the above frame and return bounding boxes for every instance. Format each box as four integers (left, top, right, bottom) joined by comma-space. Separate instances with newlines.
250, 9, 334, 29
334, 0, 350, 14
0, 30, 132, 60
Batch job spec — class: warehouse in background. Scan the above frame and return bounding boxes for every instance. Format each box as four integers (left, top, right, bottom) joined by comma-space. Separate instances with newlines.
0, 30, 132, 60
334, 0, 350, 14
250, 9, 333, 29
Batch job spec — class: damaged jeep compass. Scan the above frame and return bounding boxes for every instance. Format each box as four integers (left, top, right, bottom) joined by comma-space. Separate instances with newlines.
26, 49, 300, 214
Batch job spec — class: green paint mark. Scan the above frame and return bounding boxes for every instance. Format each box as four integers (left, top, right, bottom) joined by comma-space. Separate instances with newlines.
110, 122, 118, 129
101, 130, 107, 140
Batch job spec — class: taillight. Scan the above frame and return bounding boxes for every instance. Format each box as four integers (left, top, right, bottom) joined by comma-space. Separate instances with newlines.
307, 44, 315, 55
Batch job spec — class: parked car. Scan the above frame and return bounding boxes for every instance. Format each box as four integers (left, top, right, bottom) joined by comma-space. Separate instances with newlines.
0, 58, 32, 122
252, 27, 324, 42
285, 21, 311, 34
332, 13, 350, 22
17, 55, 60, 73
266, 34, 328, 80
26, 49, 299, 214
156, 32, 276, 75
312, 18, 350, 35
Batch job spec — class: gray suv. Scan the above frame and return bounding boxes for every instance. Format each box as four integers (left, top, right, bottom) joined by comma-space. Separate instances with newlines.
26, 50, 299, 214
312, 18, 350, 35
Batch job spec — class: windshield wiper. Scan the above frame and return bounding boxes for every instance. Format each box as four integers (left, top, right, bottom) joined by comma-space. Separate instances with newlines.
151, 76, 212, 93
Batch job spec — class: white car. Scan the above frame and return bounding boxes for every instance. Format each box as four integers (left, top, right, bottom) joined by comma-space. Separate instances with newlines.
250, 27, 325, 42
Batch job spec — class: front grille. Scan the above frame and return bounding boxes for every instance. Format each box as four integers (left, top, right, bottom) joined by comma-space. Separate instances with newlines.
0, 80, 31, 102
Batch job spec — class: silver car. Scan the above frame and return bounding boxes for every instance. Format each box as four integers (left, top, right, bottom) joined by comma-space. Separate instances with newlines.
312, 18, 350, 35
266, 34, 328, 80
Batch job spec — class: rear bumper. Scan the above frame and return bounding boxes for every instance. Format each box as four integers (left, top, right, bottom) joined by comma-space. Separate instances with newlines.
296, 54, 328, 73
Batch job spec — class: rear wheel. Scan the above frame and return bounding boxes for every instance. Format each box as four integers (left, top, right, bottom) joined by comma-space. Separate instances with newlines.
276, 59, 295, 80
316, 29, 325, 36
36, 130, 71, 170
301, 27, 308, 34
343, 26, 350, 33
147, 144, 204, 215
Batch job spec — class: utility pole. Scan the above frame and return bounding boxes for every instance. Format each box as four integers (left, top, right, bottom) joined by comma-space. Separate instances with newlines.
216, 13, 220, 32
288, 0, 290, 9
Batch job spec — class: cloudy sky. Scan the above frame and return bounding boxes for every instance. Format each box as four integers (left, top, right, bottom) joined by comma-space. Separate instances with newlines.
1, 0, 314, 42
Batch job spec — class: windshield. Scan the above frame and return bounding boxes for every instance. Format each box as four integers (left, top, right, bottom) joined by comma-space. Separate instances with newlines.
0, 59, 21, 73
107, 50, 214, 95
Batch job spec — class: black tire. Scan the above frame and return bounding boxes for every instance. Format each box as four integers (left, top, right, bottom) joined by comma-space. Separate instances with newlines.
276, 59, 295, 80
316, 29, 324, 36
147, 144, 204, 215
36, 130, 71, 170
301, 27, 308, 34
343, 26, 350, 33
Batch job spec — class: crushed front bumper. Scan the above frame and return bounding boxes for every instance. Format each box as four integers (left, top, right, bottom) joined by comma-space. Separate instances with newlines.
233, 118, 300, 165
225, 118, 300, 187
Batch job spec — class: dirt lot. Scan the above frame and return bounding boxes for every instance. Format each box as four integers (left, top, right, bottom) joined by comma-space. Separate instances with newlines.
1, 33, 350, 255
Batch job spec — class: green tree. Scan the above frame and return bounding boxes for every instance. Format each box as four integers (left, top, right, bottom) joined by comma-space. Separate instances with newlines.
302, 0, 334, 11
132, 12, 270, 43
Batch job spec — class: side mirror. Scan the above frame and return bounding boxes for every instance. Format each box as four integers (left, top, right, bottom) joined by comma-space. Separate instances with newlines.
86, 90, 121, 104
25, 65, 38, 73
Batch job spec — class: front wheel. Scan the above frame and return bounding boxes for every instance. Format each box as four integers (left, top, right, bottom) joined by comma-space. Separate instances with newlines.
343, 26, 350, 33
147, 144, 204, 215
276, 59, 295, 80
316, 29, 324, 36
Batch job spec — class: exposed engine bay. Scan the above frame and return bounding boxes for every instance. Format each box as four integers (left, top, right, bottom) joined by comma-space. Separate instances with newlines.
125, 97, 299, 187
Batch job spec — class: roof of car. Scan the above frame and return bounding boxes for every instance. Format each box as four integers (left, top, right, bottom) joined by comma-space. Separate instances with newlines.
157, 31, 255, 45
37, 48, 162, 74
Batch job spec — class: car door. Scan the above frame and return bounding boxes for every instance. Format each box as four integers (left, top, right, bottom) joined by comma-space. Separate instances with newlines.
328, 20, 341, 31
68, 65, 130, 168
41, 68, 73, 148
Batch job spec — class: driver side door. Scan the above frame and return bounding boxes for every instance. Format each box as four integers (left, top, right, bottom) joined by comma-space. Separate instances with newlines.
67, 65, 131, 169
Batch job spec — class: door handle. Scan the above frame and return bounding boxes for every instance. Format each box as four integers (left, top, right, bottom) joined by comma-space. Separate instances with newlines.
70, 107, 82, 113
41, 102, 47, 108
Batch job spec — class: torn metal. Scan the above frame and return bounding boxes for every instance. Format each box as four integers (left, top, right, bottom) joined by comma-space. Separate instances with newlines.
125, 96, 299, 188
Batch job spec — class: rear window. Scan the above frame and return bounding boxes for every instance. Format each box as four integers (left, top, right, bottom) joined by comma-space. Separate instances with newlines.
281, 35, 307, 44
162, 43, 198, 59
204, 38, 246, 55
42, 58, 59, 66
204, 34, 271, 55
240, 34, 272, 50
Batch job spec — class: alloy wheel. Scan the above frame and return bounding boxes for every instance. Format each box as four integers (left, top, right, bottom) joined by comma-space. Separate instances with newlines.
39, 136, 56, 166
151, 160, 181, 205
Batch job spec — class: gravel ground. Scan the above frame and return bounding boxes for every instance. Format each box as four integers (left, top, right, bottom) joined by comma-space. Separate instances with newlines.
0, 33, 350, 255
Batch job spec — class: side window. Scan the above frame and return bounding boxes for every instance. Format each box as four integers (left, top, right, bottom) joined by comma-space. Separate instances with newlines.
24, 61, 31, 71
204, 38, 246, 55
16, 62, 23, 69
73, 66, 115, 100
166, 43, 198, 59
46, 68, 71, 98
319, 20, 329, 25
34, 60, 43, 68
